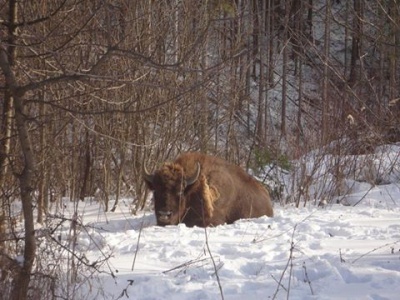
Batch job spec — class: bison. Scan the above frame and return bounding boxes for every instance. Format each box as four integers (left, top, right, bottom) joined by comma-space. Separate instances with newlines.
144, 152, 273, 227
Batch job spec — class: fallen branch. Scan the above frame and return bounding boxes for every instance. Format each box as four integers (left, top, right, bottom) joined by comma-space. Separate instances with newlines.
162, 257, 211, 274
351, 240, 400, 264
302, 261, 314, 295
272, 224, 297, 300
204, 227, 225, 300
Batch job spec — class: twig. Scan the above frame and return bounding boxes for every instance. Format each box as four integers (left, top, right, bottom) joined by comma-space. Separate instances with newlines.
47, 233, 113, 273
204, 227, 225, 300
131, 212, 146, 271
270, 274, 288, 292
302, 262, 314, 295
351, 184, 375, 207
116, 279, 134, 300
253, 211, 317, 244
272, 224, 297, 300
272, 248, 291, 299
351, 240, 400, 264
211, 262, 225, 276
286, 241, 295, 300
162, 257, 211, 274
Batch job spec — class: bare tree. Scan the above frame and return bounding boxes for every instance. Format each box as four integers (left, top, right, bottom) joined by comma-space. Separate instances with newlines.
348, 0, 363, 86
1, 0, 400, 297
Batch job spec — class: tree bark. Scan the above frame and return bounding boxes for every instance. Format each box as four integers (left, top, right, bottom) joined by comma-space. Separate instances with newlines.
0, 2, 37, 296
348, 0, 362, 86
0, 45, 37, 300
322, 1, 331, 144
0, 0, 17, 243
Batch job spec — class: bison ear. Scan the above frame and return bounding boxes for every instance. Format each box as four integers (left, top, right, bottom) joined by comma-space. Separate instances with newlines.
143, 165, 155, 190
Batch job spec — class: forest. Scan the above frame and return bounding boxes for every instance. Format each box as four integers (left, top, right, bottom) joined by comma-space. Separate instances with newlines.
0, 1, 399, 299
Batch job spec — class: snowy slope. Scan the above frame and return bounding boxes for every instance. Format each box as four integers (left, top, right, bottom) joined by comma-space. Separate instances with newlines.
58, 184, 400, 300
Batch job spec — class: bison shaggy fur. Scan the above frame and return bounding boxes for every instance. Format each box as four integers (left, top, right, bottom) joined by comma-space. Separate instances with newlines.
144, 152, 273, 227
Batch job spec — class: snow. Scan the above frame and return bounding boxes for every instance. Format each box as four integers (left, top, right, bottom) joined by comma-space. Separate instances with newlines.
54, 181, 400, 299
34, 144, 398, 300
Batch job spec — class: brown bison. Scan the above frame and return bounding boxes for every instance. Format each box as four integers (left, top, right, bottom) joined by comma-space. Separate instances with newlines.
144, 152, 273, 227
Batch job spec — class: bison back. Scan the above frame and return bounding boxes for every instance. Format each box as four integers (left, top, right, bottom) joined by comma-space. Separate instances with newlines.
176, 152, 273, 225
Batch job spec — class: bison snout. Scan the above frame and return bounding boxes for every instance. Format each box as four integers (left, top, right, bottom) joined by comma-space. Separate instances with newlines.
158, 210, 173, 222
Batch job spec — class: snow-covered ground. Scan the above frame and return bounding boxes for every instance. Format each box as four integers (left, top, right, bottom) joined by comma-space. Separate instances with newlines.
55, 185, 400, 300
31, 1, 398, 297
37, 144, 398, 300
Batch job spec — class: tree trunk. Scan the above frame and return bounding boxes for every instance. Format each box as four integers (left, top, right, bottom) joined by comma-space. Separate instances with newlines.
0, 93, 13, 189
322, 1, 331, 144
281, 0, 290, 138
0, 0, 17, 246
79, 131, 92, 201
348, 0, 362, 86
0, 1, 36, 298
111, 150, 125, 212
256, 0, 267, 145
307, 0, 313, 38
388, 0, 398, 103
0, 47, 37, 300
12, 111, 37, 300
37, 95, 46, 224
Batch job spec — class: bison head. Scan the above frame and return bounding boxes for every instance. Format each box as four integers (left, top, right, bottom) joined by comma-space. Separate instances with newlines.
144, 162, 201, 225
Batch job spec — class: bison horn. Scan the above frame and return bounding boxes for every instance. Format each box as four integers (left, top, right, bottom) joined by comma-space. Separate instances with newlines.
185, 162, 201, 186
143, 164, 154, 184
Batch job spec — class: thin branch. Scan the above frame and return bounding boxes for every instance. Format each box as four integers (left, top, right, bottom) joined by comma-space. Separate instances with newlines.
272, 224, 297, 300
351, 240, 400, 264
204, 227, 225, 300
0, 0, 69, 27
302, 261, 314, 295
131, 212, 146, 271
